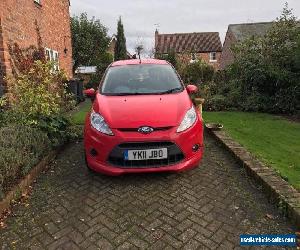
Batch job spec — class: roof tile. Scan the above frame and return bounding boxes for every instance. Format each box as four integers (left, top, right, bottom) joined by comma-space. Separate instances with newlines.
155, 32, 222, 54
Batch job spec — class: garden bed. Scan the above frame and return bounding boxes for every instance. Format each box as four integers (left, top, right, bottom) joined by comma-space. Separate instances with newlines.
0, 149, 58, 215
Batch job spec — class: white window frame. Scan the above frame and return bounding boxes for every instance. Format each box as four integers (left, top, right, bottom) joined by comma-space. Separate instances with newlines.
190, 53, 198, 63
45, 48, 60, 71
209, 52, 217, 62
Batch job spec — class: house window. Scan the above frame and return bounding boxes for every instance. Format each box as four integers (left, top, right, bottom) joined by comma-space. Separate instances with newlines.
209, 52, 217, 62
190, 53, 198, 63
34, 0, 41, 5
45, 48, 59, 71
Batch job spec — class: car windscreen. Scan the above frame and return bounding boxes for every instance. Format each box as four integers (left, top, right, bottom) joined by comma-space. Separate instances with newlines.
101, 64, 183, 95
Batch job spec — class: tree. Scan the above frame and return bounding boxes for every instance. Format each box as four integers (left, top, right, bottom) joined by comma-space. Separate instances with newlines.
71, 13, 110, 73
166, 50, 177, 69
295, 34, 300, 70
198, 3, 300, 113
86, 53, 114, 90
228, 3, 300, 113
155, 49, 178, 68
114, 17, 127, 61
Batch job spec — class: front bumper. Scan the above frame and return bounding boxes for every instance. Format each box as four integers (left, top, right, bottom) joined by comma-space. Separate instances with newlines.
86, 149, 203, 176
84, 116, 204, 176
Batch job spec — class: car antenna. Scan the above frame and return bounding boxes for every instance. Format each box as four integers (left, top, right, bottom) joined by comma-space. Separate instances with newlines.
136, 45, 143, 64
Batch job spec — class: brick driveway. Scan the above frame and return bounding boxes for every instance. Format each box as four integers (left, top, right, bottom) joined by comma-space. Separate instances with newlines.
0, 134, 295, 249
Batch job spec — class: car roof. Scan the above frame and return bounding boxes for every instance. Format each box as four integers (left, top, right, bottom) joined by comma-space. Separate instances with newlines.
111, 59, 169, 67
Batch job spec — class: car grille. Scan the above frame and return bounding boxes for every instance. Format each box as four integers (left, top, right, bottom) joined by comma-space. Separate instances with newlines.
117, 127, 172, 132
107, 141, 184, 168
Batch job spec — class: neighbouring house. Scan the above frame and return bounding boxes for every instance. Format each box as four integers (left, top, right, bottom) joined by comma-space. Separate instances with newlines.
219, 22, 274, 69
108, 35, 132, 60
75, 66, 97, 85
0, 0, 73, 94
154, 30, 222, 70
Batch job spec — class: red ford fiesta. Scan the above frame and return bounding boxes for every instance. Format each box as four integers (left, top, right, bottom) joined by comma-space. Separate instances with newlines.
84, 59, 204, 175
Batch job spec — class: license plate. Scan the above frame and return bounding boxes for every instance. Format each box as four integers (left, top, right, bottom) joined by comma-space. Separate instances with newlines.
124, 148, 168, 161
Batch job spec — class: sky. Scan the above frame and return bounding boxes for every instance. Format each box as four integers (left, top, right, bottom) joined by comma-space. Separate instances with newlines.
70, 0, 300, 56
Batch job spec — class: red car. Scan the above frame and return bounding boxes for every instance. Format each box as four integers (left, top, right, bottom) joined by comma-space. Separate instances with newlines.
84, 59, 204, 176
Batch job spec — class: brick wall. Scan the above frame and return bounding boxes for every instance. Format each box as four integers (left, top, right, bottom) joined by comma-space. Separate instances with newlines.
197, 52, 221, 70
0, 17, 5, 91
0, 0, 73, 80
219, 29, 237, 70
177, 52, 222, 70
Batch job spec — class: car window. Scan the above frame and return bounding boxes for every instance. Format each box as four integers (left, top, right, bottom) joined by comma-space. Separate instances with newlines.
101, 64, 183, 95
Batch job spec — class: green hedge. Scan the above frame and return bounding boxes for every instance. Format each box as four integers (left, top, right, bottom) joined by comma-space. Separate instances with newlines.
199, 7, 300, 115
0, 125, 51, 198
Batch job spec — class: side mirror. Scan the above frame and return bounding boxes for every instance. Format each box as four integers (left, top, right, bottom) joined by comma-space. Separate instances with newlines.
186, 84, 198, 94
84, 88, 96, 101
84, 88, 96, 97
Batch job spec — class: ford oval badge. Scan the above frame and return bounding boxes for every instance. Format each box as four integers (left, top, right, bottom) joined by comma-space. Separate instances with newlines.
138, 126, 154, 134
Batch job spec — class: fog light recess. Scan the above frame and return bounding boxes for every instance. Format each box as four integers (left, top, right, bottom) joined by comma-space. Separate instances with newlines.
90, 149, 98, 156
192, 144, 200, 152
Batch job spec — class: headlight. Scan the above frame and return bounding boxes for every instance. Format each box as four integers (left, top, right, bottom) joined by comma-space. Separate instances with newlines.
177, 106, 197, 133
90, 110, 114, 135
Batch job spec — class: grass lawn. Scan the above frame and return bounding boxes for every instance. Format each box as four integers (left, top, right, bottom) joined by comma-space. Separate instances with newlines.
71, 101, 92, 125
203, 111, 300, 191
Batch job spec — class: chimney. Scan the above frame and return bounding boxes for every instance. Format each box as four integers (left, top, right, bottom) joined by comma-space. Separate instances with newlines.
155, 29, 159, 53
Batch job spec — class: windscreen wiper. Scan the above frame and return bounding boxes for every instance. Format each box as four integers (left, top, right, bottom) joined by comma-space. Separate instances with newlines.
157, 87, 183, 94
110, 92, 150, 96
104, 89, 182, 96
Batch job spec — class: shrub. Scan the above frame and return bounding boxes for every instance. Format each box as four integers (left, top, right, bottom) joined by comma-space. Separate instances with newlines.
3, 60, 76, 143
156, 50, 178, 69
66, 125, 84, 140
198, 79, 238, 111
85, 78, 99, 90
181, 60, 215, 84
0, 96, 6, 109
6, 60, 75, 123
203, 94, 228, 111
37, 114, 72, 146
0, 97, 7, 127
2, 112, 79, 147
240, 93, 267, 112
224, 5, 300, 114
201, 5, 300, 115
0, 125, 51, 197
8, 42, 46, 76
